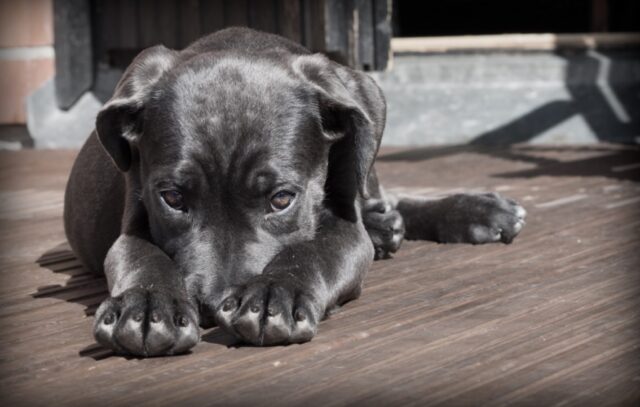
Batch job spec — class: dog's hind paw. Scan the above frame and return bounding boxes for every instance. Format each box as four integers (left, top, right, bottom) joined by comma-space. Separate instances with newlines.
93, 287, 200, 357
437, 193, 526, 244
214, 276, 319, 346
363, 199, 405, 259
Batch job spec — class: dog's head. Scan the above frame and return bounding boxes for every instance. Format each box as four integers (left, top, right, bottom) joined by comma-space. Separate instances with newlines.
95, 44, 384, 316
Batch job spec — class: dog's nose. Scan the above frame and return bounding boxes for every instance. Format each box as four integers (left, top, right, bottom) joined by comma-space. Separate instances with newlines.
197, 301, 218, 328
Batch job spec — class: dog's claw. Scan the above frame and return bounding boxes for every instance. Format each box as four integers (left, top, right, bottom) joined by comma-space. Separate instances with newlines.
103, 313, 115, 325
294, 309, 306, 322
215, 277, 318, 346
363, 199, 405, 259
176, 315, 189, 327
94, 287, 199, 356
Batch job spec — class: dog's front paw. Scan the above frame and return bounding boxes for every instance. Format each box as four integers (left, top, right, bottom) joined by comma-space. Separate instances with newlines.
94, 287, 199, 357
439, 193, 526, 244
215, 277, 319, 346
363, 199, 405, 259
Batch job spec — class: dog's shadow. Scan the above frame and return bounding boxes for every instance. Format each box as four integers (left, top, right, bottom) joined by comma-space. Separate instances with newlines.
34, 242, 115, 360
34, 242, 240, 359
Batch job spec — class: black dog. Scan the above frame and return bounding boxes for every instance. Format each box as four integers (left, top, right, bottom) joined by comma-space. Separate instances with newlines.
64, 28, 526, 356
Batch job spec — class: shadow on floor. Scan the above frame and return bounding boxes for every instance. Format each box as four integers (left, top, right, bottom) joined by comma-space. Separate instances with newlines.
201, 328, 240, 347
34, 242, 239, 359
378, 145, 640, 184
489, 146, 640, 182
33, 242, 108, 317
34, 242, 113, 360
74, 328, 237, 361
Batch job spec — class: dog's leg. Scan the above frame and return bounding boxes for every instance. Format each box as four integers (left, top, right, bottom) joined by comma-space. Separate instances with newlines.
395, 193, 526, 244
213, 214, 373, 346
93, 234, 200, 356
360, 169, 405, 259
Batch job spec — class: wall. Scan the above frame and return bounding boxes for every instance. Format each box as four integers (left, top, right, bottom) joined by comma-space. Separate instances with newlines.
0, 0, 55, 124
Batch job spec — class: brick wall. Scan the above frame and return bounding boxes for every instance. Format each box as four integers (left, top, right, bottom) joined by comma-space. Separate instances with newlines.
0, 0, 55, 124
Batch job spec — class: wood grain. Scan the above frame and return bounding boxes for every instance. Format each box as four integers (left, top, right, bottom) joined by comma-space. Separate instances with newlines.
0, 145, 638, 406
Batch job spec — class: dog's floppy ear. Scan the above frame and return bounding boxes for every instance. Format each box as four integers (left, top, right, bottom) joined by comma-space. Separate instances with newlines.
96, 45, 178, 172
293, 54, 386, 200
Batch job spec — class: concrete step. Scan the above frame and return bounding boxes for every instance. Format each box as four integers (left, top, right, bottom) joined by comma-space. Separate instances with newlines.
371, 50, 640, 145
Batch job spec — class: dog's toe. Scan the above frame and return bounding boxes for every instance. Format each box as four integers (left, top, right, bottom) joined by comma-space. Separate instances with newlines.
514, 204, 527, 220
440, 193, 527, 244
290, 304, 317, 343
363, 200, 405, 259
215, 278, 319, 346
93, 288, 199, 357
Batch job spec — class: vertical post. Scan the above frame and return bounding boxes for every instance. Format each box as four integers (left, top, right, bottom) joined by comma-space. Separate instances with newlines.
302, 0, 325, 53
323, 0, 351, 66
53, 0, 93, 110
324, 0, 391, 71
373, 0, 391, 71
278, 0, 302, 43
357, 0, 375, 71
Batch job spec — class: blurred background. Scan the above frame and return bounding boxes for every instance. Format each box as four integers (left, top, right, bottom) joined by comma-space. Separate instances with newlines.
0, 0, 638, 149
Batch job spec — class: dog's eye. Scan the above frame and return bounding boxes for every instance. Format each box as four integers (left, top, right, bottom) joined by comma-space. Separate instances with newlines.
270, 191, 295, 211
161, 190, 184, 210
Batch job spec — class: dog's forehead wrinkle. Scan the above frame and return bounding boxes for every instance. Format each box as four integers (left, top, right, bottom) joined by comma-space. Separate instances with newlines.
145, 57, 323, 182
179, 130, 279, 185
172, 156, 207, 189
169, 56, 302, 133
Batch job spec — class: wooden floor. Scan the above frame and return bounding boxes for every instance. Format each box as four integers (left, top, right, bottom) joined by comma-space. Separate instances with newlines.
0, 145, 639, 406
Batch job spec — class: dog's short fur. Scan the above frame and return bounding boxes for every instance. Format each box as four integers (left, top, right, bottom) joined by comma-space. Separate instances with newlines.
64, 28, 526, 356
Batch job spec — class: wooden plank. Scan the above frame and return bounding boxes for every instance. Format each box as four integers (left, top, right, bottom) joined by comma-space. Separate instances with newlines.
98, 0, 140, 53
372, 0, 391, 70
248, 0, 277, 33
392, 32, 640, 53
357, 0, 375, 70
98, 0, 122, 52
301, 0, 325, 52
0, 145, 639, 405
200, 0, 225, 35
118, 0, 140, 50
138, 0, 159, 47
138, 0, 178, 48
224, 0, 249, 27
157, 0, 178, 48
98, 0, 140, 68
277, 0, 302, 43
323, 0, 353, 66
178, 0, 201, 46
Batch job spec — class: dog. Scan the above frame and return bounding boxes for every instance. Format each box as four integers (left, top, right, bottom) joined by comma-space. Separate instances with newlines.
64, 27, 526, 356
